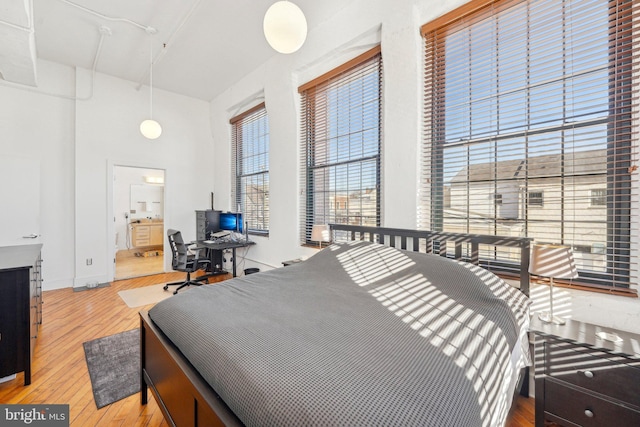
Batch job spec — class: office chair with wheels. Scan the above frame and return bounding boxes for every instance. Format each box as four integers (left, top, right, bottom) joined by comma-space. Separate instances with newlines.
164, 229, 210, 295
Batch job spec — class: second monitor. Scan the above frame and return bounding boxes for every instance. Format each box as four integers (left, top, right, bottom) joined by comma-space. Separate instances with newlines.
219, 212, 243, 233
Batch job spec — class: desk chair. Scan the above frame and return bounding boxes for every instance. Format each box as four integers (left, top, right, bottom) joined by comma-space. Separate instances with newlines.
165, 229, 210, 295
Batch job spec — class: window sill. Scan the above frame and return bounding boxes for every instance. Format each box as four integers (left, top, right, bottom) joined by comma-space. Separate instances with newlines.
531, 277, 638, 298
496, 271, 637, 298
300, 243, 329, 249
248, 231, 269, 238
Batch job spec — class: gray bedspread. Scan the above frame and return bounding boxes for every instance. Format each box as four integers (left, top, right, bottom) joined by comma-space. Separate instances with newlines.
149, 241, 530, 427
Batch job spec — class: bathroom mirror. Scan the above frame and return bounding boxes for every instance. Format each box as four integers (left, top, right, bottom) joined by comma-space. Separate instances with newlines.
130, 184, 164, 219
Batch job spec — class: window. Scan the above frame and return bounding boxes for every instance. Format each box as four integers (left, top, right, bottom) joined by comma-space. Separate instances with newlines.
494, 194, 503, 206
421, 0, 638, 291
528, 192, 544, 207
231, 103, 269, 234
299, 46, 382, 244
590, 189, 607, 207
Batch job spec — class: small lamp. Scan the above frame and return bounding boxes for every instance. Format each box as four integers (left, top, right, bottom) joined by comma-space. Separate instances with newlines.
311, 224, 330, 248
263, 1, 307, 54
529, 243, 578, 325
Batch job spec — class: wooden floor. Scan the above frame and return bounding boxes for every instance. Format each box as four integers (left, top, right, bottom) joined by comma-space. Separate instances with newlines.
115, 248, 164, 280
0, 272, 535, 426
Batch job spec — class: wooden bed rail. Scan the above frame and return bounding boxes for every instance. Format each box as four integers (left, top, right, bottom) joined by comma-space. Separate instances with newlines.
329, 224, 532, 296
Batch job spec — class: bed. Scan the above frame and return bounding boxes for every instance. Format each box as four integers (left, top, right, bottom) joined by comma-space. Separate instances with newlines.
140, 225, 532, 426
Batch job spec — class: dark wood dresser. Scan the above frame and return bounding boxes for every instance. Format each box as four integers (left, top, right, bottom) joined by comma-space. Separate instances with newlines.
531, 316, 640, 426
0, 244, 43, 385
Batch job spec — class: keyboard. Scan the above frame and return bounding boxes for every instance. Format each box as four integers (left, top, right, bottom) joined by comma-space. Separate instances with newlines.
210, 230, 231, 239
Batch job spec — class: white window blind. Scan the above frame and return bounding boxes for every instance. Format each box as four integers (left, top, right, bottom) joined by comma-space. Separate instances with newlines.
421, 0, 638, 292
231, 103, 269, 233
299, 47, 382, 244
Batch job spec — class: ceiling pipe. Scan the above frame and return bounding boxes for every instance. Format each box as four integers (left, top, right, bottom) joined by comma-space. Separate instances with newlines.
135, 0, 203, 90
54, 0, 204, 93
56, 0, 156, 34
0, 18, 33, 32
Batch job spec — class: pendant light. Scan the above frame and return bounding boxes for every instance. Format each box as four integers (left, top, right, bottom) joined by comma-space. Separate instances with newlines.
263, 1, 307, 54
140, 37, 162, 139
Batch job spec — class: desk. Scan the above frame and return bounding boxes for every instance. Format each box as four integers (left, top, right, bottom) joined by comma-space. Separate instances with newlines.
196, 239, 255, 278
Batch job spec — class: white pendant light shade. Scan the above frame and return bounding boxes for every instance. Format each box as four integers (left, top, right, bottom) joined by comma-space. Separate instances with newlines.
263, 1, 307, 54
140, 119, 162, 139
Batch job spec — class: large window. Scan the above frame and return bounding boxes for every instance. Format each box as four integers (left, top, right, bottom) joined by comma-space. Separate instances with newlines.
299, 47, 382, 244
421, 0, 638, 291
231, 103, 269, 234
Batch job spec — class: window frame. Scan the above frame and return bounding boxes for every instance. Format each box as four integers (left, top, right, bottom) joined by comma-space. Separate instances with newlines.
528, 191, 544, 208
298, 46, 383, 245
230, 102, 270, 235
590, 189, 607, 207
420, 0, 638, 294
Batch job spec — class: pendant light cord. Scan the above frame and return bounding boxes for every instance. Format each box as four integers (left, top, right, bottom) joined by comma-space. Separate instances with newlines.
149, 37, 153, 119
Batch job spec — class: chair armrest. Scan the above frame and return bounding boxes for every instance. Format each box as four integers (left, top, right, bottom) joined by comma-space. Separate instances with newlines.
189, 245, 208, 261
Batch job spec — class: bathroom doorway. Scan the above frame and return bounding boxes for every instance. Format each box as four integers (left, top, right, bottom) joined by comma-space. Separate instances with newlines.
113, 165, 165, 280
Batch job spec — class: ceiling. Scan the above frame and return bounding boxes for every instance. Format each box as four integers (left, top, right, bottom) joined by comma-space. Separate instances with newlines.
1, 0, 352, 101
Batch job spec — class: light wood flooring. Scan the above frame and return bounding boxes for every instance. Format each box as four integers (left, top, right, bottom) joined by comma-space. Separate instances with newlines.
0, 272, 535, 426
115, 248, 164, 280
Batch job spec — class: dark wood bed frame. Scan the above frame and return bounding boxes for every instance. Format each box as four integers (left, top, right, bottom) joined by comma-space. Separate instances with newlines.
140, 225, 532, 426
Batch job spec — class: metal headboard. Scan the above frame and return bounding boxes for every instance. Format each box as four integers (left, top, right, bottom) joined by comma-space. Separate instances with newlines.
329, 224, 532, 296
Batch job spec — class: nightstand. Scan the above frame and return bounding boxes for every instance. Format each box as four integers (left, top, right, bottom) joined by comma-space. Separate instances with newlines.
530, 316, 640, 427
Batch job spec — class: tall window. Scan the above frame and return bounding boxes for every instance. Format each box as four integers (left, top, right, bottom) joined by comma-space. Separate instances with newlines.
231, 103, 269, 233
299, 46, 382, 244
421, 0, 638, 291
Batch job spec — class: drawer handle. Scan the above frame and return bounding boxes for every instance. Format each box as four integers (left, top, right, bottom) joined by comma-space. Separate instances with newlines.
584, 409, 594, 418
583, 370, 594, 379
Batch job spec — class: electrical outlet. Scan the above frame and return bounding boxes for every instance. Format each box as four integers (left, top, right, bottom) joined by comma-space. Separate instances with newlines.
86, 258, 92, 266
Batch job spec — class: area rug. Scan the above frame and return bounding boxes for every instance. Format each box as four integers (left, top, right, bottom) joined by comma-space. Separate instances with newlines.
83, 329, 139, 409
117, 283, 174, 308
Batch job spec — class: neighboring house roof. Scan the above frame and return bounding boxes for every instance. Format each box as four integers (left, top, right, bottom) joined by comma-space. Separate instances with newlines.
450, 149, 606, 183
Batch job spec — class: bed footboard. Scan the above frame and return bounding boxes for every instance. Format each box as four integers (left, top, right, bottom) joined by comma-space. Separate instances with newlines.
139, 310, 243, 427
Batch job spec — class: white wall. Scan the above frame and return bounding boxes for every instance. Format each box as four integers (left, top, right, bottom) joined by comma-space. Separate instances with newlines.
209, 0, 640, 333
0, 58, 214, 290
0, 60, 76, 289
75, 68, 214, 287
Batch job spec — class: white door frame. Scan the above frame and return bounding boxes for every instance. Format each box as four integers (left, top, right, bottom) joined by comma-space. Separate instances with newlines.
106, 160, 167, 282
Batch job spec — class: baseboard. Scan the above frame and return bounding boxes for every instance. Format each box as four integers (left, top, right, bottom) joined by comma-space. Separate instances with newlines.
42, 278, 74, 291
73, 274, 109, 289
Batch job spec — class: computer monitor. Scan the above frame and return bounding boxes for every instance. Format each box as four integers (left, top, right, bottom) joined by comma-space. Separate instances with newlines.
219, 212, 243, 233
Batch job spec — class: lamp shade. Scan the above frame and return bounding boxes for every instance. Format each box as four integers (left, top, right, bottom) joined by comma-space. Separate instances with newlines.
311, 224, 330, 243
263, 1, 307, 54
140, 119, 162, 139
529, 244, 578, 279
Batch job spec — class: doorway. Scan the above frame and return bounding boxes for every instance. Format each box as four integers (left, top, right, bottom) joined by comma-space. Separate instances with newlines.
113, 165, 165, 280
